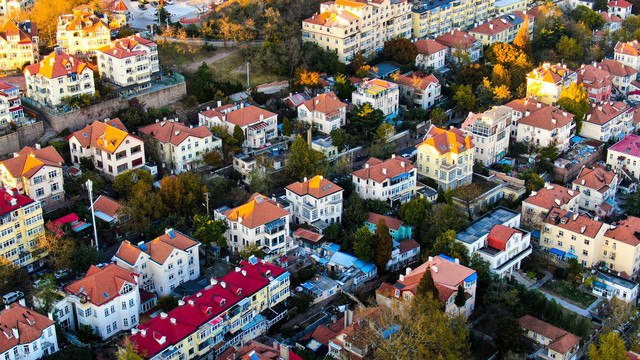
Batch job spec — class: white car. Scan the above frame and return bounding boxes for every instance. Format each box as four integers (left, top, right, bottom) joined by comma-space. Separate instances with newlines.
3, 291, 24, 305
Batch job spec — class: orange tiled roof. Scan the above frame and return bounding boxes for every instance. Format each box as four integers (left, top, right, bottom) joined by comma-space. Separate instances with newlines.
527, 63, 574, 84
605, 216, 640, 246
415, 39, 447, 55
585, 101, 629, 125
286, 175, 342, 199
418, 126, 474, 155
298, 92, 346, 116
544, 207, 603, 238
351, 156, 415, 183
139, 120, 213, 146
0, 20, 35, 43
222, 193, 290, 229
92, 195, 122, 218
0, 304, 55, 354
435, 30, 477, 49
572, 166, 616, 191
225, 106, 276, 127
394, 73, 439, 91
504, 97, 549, 114
0, 146, 63, 179
518, 106, 574, 130
616, 40, 640, 56
524, 184, 578, 210
64, 264, 138, 306
24, 49, 89, 79
519, 315, 581, 354
68, 119, 137, 154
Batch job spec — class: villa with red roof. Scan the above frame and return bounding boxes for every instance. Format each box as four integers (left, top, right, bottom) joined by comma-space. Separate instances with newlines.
67, 118, 146, 177
609, 0, 632, 19
24, 49, 95, 107
415, 39, 447, 70
515, 105, 575, 151
352, 155, 418, 204
602, 216, 640, 276
519, 315, 581, 360
504, 97, 549, 137
376, 255, 477, 316
571, 166, 618, 216
607, 134, 640, 179
96, 34, 159, 89
416, 125, 474, 190
56, 5, 110, 57
0, 20, 38, 71
597, 59, 638, 95
351, 78, 399, 117
297, 92, 347, 134
64, 263, 141, 339
468, 12, 533, 46
216, 193, 292, 255
198, 104, 278, 149
461, 106, 511, 166
285, 175, 343, 229
0, 303, 59, 359
92, 195, 125, 225
393, 71, 441, 110
526, 62, 577, 105
113, 228, 200, 296
111, 0, 132, 28
128, 256, 290, 360
456, 207, 532, 278
576, 64, 613, 103
434, 30, 483, 63
0, 145, 64, 207
139, 119, 220, 173
615, 40, 640, 72
292, 228, 325, 251
581, 101, 633, 143
521, 184, 580, 227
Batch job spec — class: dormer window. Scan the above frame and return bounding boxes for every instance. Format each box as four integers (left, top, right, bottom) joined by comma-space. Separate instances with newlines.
121, 283, 133, 294
65, 64, 71, 70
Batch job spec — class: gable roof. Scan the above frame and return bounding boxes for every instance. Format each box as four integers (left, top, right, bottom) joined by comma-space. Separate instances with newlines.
605, 216, 640, 246
351, 156, 416, 183
394, 73, 440, 91
398, 238, 420, 254
92, 195, 123, 218
418, 126, 474, 155
616, 40, 640, 56
365, 212, 405, 231
609, 0, 632, 7
64, 264, 138, 306
0, 20, 36, 43
572, 166, 616, 191
25, 49, 89, 79
597, 59, 637, 77
487, 224, 520, 251
0, 304, 55, 354
469, 16, 515, 35
518, 315, 581, 354
68, 119, 139, 154
222, 193, 290, 229
0, 188, 34, 216
292, 228, 324, 244
609, 134, 640, 157
517, 106, 574, 130
139, 120, 213, 146
286, 175, 342, 199
524, 184, 578, 210
224, 106, 276, 127
0, 146, 64, 179
435, 30, 477, 49
504, 97, 549, 114
415, 39, 447, 55
114, 229, 199, 266
98, 34, 155, 59
585, 101, 629, 125
298, 92, 346, 116
527, 63, 575, 84
114, 0, 129, 11
544, 207, 604, 238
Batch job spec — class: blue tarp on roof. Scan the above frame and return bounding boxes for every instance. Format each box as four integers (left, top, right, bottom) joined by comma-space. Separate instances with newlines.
549, 248, 566, 256
565, 252, 578, 259
465, 273, 478, 283
323, 243, 341, 253
439, 254, 457, 263
329, 252, 357, 268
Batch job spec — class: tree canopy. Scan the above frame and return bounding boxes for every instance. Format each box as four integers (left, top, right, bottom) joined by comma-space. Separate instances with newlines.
381, 38, 418, 65
558, 82, 590, 133
354, 226, 376, 262
374, 218, 394, 274
588, 331, 628, 360
286, 135, 326, 180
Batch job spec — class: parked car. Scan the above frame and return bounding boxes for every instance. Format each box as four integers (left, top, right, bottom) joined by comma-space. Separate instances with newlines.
54, 269, 71, 279
3, 291, 24, 305
138, 4, 147, 9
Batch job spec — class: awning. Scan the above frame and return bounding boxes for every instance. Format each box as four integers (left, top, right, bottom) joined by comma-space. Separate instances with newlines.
565, 252, 578, 259
549, 248, 566, 256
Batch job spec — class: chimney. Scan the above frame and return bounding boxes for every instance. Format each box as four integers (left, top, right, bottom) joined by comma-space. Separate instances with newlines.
304, 177, 308, 182
235, 267, 241, 272
432, 265, 438, 273
365, 163, 370, 168
536, 103, 541, 108
428, 256, 433, 261
35, 143, 41, 150
525, 111, 530, 117
178, 300, 185, 306
392, 154, 396, 159
400, 162, 405, 168
160, 312, 168, 319
221, 281, 226, 288
11, 328, 18, 339
140, 329, 147, 337
316, 99, 320, 105
382, 168, 387, 175
217, 100, 222, 107
188, 299, 195, 306
241, 270, 247, 277
210, 278, 218, 286
454, 258, 460, 264
280, 344, 291, 360
344, 309, 354, 327
170, 318, 177, 324
399, 274, 405, 281
406, 267, 412, 275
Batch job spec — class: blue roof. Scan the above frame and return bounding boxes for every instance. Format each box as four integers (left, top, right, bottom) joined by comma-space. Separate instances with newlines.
323, 242, 341, 253
549, 248, 566, 256
329, 252, 356, 268
565, 252, 578, 259
438, 254, 457, 263
465, 273, 478, 283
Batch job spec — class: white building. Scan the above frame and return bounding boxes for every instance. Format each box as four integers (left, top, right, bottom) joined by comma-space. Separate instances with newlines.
526, 63, 577, 105
571, 166, 618, 216
96, 34, 159, 89
609, 0, 632, 19
607, 134, 640, 179
351, 79, 399, 117
515, 106, 575, 151
461, 106, 511, 166
68, 118, 146, 177
0, 20, 38, 71
0, 81, 24, 124
0, 303, 59, 360
581, 102, 633, 142
113, 229, 201, 296
394, 72, 441, 110
199, 104, 278, 149
285, 175, 343, 228
352, 155, 418, 204
139, 119, 220, 173
64, 264, 141, 339
590, 270, 639, 303
297, 92, 347, 134
23, 49, 95, 108
434, 30, 483, 64
615, 40, 640, 72
521, 184, 580, 227
216, 193, 293, 256
415, 39, 447, 71
597, 59, 637, 95
456, 207, 532, 278
0, 145, 65, 207
504, 97, 549, 137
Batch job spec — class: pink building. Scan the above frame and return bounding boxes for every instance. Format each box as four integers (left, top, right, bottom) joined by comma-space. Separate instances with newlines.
577, 64, 613, 103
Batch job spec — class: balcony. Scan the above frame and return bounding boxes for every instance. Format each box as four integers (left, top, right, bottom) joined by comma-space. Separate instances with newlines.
440, 162, 456, 171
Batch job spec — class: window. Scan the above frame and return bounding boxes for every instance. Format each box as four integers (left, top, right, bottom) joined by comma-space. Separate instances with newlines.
129, 299, 134, 307
131, 315, 136, 325
122, 301, 127, 310
106, 325, 111, 333
35, 188, 44, 197
51, 182, 59, 192
124, 318, 129, 327
583, 250, 588, 256
584, 239, 590, 245
105, 309, 109, 317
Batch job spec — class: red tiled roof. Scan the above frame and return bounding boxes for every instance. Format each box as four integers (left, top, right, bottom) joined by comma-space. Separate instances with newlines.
518, 315, 581, 354
292, 228, 324, 243
298, 92, 347, 116
605, 216, 640, 246
487, 225, 520, 251
609, 0, 632, 7
527, 63, 574, 85
92, 195, 122, 218
0, 188, 34, 216
365, 212, 404, 231
577, 65, 613, 95
139, 120, 213, 146
415, 39, 447, 55
114, 230, 199, 266
68, 119, 140, 154
225, 106, 276, 127
544, 207, 604, 238
518, 106, 574, 131
286, 175, 343, 198
598, 59, 638, 78
0, 304, 55, 355
435, 30, 477, 49
394, 73, 439, 91
572, 166, 616, 191
0, 146, 64, 179
616, 40, 640, 56
628, 352, 640, 360
504, 97, 549, 114
65, 264, 138, 306
609, 134, 640, 157
398, 239, 420, 253
351, 156, 416, 183
98, 35, 155, 59
470, 16, 514, 35
222, 193, 290, 229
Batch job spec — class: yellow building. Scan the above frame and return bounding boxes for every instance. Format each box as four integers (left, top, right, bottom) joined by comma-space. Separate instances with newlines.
0, 187, 46, 272
128, 257, 290, 359
519, 315, 581, 360
302, 0, 412, 63
0, 20, 39, 70
411, 0, 494, 39
416, 125, 474, 190
56, 5, 110, 57
601, 216, 640, 276
526, 62, 577, 105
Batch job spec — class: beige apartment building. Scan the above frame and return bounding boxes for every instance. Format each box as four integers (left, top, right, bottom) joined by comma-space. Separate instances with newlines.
416, 125, 474, 190
0, 20, 38, 70
461, 106, 511, 166
412, 0, 494, 39
57, 5, 110, 57
302, 0, 412, 63
97, 34, 159, 89
601, 217, 640, 276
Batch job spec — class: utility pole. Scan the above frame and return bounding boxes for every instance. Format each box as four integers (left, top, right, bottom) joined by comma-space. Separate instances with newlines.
246, 62, 250, 88
204, 192, 210, 216
86, 179, 99, 251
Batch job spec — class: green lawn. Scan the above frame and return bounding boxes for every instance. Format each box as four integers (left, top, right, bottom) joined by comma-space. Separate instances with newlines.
542, 280, 597, 308
206, 51, 284, 87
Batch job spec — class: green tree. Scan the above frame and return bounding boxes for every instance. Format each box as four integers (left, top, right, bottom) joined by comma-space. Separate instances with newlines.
521, 172, 546, 192
233, 125, 245, 146
594, 0, 608, 10
239, 243, 266, 260
429, 230, 470, 265
79, 157, 94, 172
429, 107, 448, 127
622, 190, 640, 216
399, 197, 430, 228
158, 172, 207, 218
202, 151, 223, 168
282, 117, 293, 136
495, 317, 524, 354
416, 269, 440, 302
381, 37, 418, 64
335, 73, 356, 101
120, 180, 165, 235
157, 296, 179, 312
71, 246, 99, 276
454, 284, 467, 309
286, 135, 326, 180
571, 5, 605, 30
33, 274, 60, 314
452, 84, 477, 112
0, 258, 27, 295
344, 194, 368, 228
452, 183, 483, 219
353, 226, 376, 262
539, 144, 560, 161
248, 169, 272, 195
113, 169, 153, 199
117, 338, 144, 360
556, 36, 585, 68
374, 218, 394, 274
330, 128, 353, 152
348, 103, 385, 141
557, 83, 591, 133
588, 331, 627, 360
193, 215, 228, 248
